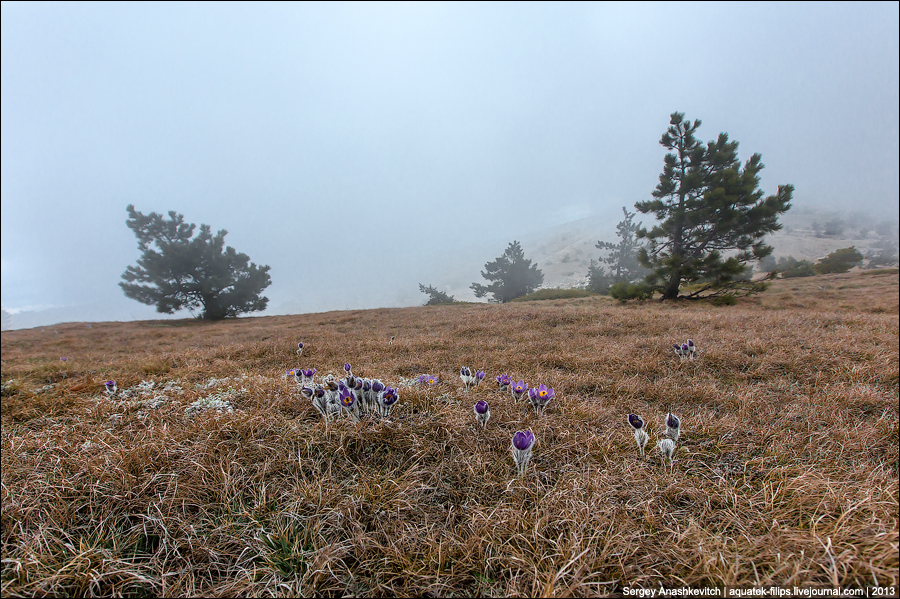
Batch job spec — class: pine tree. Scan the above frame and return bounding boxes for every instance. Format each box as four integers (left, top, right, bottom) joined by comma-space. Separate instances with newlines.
636, 112, 793, 299
595, 207, 647, 285
471, 241, 544, 303
418, 284, 456, 305
120, 205, 271, 320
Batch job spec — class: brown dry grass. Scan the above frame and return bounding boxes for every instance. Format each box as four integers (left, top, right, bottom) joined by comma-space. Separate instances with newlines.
1, 270, 897, 597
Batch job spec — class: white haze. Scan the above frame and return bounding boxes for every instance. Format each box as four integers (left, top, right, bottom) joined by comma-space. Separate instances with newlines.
2, 2, 898, 328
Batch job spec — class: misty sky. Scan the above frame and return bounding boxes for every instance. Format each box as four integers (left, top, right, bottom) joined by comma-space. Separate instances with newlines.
2, 2, 898, 320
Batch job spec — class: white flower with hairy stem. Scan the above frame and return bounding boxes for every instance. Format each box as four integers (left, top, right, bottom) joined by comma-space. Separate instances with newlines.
511, 430, 535, 477
474, 400, 490, 429
657, 438, 676, 469
665, 413, 681, 443
627, 414, 649, 457
460, 366, 475, 390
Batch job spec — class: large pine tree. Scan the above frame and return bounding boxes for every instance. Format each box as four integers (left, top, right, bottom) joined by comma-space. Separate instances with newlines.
636, 112, 793, 299
120, 205, 271, 320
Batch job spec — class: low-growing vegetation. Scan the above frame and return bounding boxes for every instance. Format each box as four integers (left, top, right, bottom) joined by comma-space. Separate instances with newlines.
1, 270, 897, 597
511, 288, 595, 302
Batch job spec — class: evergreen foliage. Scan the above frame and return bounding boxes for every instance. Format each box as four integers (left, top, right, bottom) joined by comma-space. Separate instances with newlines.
418, 284, 457, 305
586, 260, 612, 294
120, 205, 271, 320
608, 281, 653, 302
470, 241, 544, 303
636, 112, 793, 300
595, 207, 648, 285
814, 247, 864, 274
511, 288, 593, 302
777, 256, 816, 278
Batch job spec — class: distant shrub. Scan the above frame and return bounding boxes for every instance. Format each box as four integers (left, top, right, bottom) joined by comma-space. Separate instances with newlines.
512, 288, 594, 302
609, 282, 653, 302
757, 254, 777, 273
863, 268, 899, 276
866, 243, 897, 268
710, 293, 737, 306
824, 218, 845, 236
777, 256, 815, 278
814, 247, 863, 274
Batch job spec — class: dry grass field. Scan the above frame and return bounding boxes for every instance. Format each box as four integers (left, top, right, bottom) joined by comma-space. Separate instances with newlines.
2, 270, 898, 597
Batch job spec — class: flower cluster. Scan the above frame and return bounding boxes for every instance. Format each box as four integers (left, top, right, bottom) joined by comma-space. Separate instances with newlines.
459, 366, 485, 390
672, 339, 696, 361
417, 374, 440, 387
628, 412, 682, 468
528, 384, 554, 416
295, 363, 400, 422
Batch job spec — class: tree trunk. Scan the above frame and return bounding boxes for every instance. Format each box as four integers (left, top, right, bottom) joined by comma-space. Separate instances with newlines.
662, 266, 681, 300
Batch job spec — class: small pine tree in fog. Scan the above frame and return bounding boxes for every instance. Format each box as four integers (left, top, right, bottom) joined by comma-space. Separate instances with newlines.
471, 241, 544, 303
594, 207, 648, 285
418, 284, 456, 305
120, 205, 271, 320
586, 260, 612, 294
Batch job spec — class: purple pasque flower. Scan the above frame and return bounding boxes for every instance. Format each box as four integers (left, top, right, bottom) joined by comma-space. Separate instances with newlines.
418, 374, 439, 386
511, 380, 528, 400
628, 413, 644, 430
343, 363, 352, 375
628, 413, 649, 456
338, 384, 359, 421
104, 380, 117, 396
378, 386, 399, 418
296, 342, 304, 356
687, 339, 696, 360
474, 400, 490, 428
300, 368, 317, 384
496, 373, 511, 392
510, 429, 535, 476
665, 412, 681, 442
528, 384, 554, 416
380, 386, 398, 406
60, 357, 68, 362
371, 380, 385, 394
338, 384, 356, 408
474, 370, 486, 386
512, 429, 535, 451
